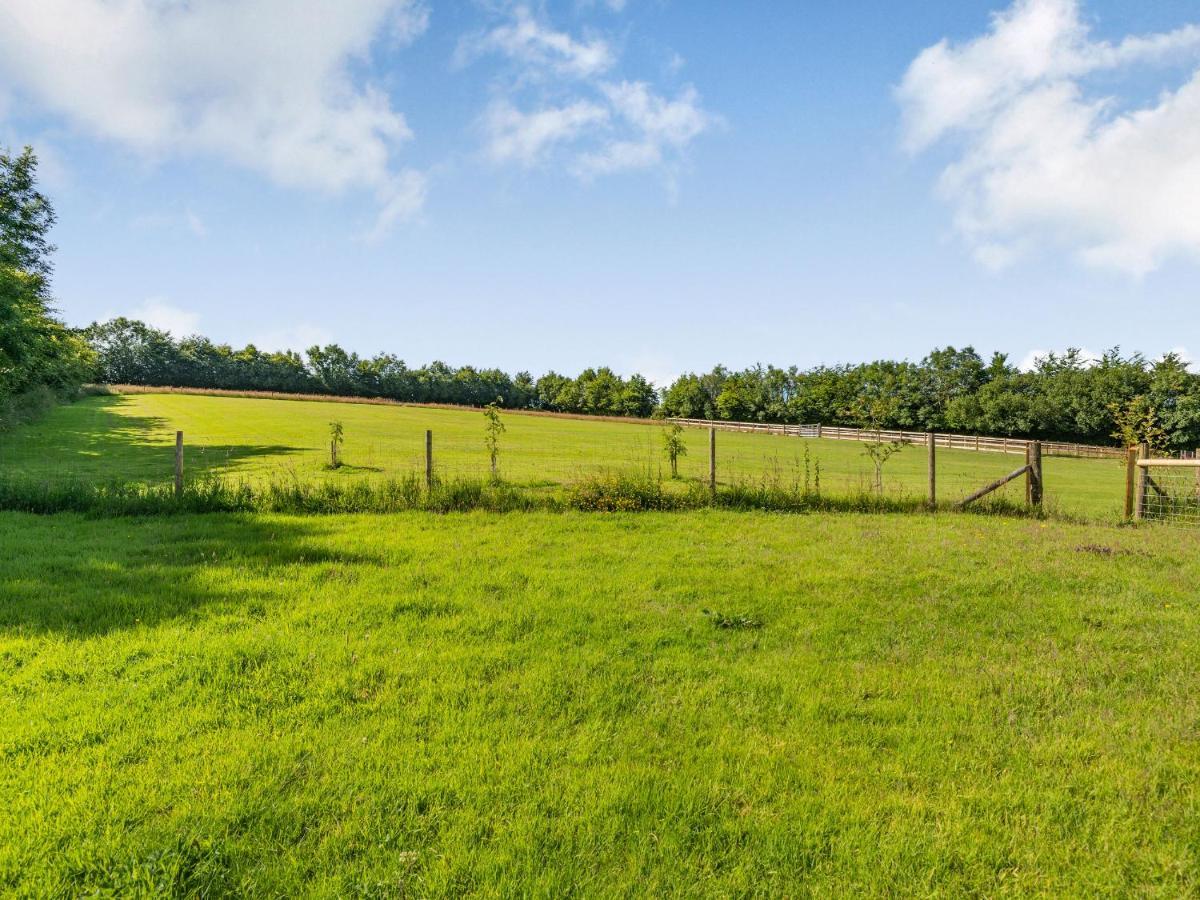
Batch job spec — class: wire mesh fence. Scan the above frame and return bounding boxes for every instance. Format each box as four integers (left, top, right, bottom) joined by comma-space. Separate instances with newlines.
1137, 461, 1200, 526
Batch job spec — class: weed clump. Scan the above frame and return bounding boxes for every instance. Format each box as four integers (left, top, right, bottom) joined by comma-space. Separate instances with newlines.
703, 609, 763, 630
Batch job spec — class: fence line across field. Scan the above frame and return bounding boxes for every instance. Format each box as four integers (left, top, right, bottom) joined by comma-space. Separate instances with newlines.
16, 412, 1186, 521
163, 426, 1046, 512
670, 419, 1125, 460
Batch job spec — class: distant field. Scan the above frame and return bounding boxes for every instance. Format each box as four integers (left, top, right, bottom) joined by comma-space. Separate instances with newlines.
3, 510, 1199, 895
0, 391, 1127, 518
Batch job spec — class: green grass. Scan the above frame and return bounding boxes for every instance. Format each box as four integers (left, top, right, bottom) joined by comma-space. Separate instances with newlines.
0, 391, 1128, 519
2, 510, 1199, 895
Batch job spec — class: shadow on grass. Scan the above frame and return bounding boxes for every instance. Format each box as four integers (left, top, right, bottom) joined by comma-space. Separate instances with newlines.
0, 394, 308, 482
0, 512, 385, 638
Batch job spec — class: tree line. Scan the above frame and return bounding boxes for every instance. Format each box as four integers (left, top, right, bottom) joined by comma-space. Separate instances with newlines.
83, 321, 1200, 449
84, 317, 660, 418
658, 347, 1200, 450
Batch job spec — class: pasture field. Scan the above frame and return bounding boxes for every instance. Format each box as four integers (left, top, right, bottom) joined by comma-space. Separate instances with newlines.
0, 391, 1127, 518
2, 510, 1199, 895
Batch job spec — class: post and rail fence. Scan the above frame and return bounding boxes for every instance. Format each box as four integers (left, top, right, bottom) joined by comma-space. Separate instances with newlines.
670, 419, 1123, 460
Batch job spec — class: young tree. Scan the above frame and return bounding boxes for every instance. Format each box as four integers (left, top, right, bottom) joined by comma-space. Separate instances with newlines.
845, 395, 903, 494
662, 422, 688, 478
483, 399, 506, 480
328, 420, 344, 468
1109, 396, 1166, 453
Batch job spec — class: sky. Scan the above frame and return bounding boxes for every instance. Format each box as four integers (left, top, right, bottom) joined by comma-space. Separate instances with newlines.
2, 0, 1199, 385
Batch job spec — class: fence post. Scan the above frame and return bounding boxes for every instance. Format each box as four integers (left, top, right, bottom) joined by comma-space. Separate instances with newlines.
709, 426, 717, 494
425, 429, 433, 490
1124, 447, 1138, 519
174, 430, 184, 499
1135, 442, 1149, 520
926, 431, 936, 510
1026, 441, 1043, 507
815, 423, 823, 439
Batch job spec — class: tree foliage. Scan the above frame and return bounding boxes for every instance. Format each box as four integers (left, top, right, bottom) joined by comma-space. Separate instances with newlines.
660, 347, 1200, 450
83, 318, 660, 418
0, 147, 92, 421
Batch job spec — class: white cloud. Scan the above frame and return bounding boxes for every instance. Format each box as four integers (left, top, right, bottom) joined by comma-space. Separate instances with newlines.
0, 0, 429, 234
391, 2, 431, 46
469, 8, 716, 184
484, 99, 609, 166
898, 0, 1200, 274
461, 6, 614, 79
131, 299, 201, 337
574, 82, 713, 177
365, 168, 428, 243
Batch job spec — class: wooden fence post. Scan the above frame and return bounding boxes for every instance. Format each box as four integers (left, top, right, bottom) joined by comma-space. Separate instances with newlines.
709, 426, 716, 494
425, 430, 433, 490
927, 431, 936, 510
1135, 442, 1149, 520
1026, 441, 1043, 507
1124, 447, 1138, 519
815, 423, 823, 439
174, 431, 184, 498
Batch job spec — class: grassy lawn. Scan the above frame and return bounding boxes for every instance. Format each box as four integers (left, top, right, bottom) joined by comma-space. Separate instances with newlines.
2, 509, 1199, 895
0, 392, 1127, 519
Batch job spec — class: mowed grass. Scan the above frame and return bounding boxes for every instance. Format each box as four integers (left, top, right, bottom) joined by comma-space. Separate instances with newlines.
2, 510, 1199, 895
0, 392, 1128, 519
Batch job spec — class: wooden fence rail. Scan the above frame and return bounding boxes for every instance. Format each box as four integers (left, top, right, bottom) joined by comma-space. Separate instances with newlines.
670, 419, 1124, 460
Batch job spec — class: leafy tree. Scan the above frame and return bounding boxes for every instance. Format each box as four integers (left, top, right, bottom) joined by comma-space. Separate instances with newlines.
0, 146, 92, 416
662, 422, 688, 478
328, 420, 344, 468
483, 399, 505, 480
845, 394, 903, 494
1109, 396, 1166, 453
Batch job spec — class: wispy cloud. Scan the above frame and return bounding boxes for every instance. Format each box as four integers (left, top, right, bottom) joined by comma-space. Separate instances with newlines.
460, 5, 614, 79
574, 82, 713, 178
465, 6, 717, 187
252, 323, 335, 354
129, 299, 201, 337
898, 0, 1200, 274
484, 99, 610, 166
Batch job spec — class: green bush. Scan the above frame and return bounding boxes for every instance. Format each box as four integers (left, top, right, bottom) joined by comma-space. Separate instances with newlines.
567, 471, 680, 511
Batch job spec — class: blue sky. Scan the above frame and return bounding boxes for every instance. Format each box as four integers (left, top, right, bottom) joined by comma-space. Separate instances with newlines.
2, 0, 1199, 384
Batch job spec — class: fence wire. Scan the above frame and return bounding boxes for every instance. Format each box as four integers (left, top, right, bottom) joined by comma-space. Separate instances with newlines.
1140, 463, 1200, 526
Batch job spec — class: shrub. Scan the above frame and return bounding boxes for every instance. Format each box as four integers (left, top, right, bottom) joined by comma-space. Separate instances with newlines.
567, 470, 680, 511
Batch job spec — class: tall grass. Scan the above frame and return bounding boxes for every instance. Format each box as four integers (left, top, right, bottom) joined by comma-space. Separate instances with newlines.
0, 384, 59, 432
0, 467, 1048, 519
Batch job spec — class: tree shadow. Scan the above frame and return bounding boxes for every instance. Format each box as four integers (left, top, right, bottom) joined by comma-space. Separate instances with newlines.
0, 512, 389, 638
0, 394, 309, 483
